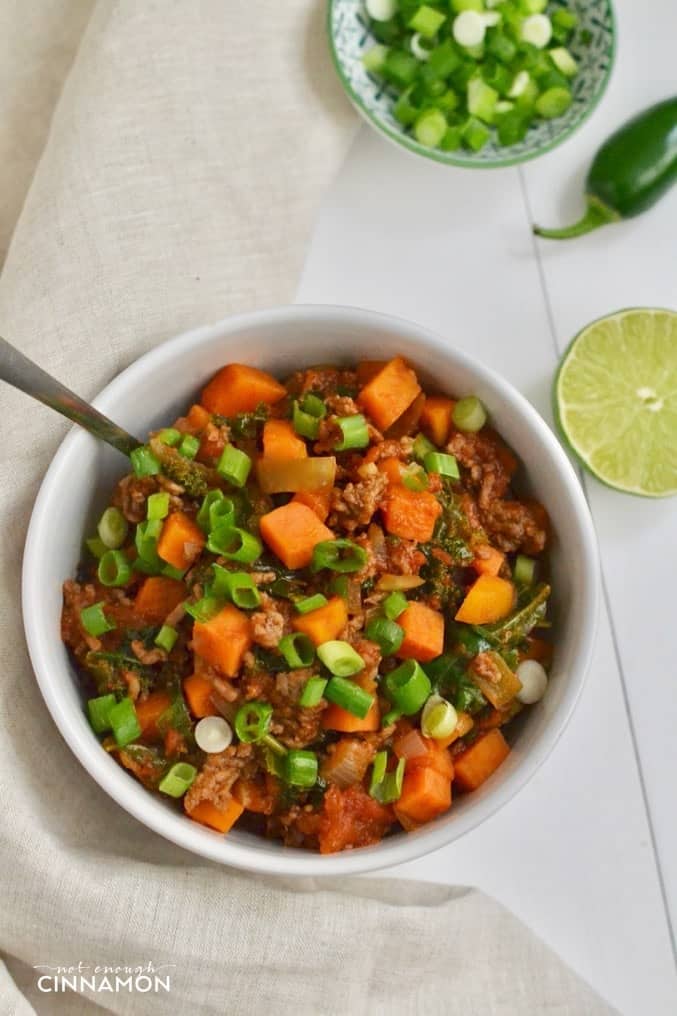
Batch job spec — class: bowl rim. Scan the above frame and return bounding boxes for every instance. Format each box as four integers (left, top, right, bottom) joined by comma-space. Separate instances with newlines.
327, 0, 617, 169
22, 303, 600, 876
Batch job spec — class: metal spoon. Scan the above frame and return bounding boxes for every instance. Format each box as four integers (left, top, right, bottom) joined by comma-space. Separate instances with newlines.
0, 335, 141, 456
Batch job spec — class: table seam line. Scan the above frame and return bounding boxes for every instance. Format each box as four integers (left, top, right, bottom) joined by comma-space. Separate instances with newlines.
517, 165, 677, 964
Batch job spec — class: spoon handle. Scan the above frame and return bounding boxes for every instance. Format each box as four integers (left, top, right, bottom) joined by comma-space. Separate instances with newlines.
0, 335, 141, 456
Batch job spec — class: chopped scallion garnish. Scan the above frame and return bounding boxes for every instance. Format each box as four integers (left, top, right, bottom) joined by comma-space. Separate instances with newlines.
80, 602, 116, 637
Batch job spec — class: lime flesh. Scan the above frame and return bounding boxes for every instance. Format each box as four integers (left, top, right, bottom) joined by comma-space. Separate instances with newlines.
555, 308, 677, 497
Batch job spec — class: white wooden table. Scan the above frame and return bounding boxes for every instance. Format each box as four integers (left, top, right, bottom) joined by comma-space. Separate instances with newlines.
299, 2, 677, 1011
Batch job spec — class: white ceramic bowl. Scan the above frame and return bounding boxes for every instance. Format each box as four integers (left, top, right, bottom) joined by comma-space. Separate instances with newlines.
23, 305, 599, 877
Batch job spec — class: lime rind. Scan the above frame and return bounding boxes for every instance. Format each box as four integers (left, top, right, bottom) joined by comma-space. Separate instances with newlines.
554, 308, 677, 498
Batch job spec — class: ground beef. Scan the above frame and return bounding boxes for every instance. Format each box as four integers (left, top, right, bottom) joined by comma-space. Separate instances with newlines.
250, 594, 291, 649
351, 637, 381, 679
471, 652, 503, 688
266, 804, 322, 849
183, 743, 255, 813
269, 668, 327, 749
130, 640, 166, 666
447, 430, 515, 510
313, 416, 343, 454
386, 538, 426, 575
481, 499, 547, 554
363, 437, 414, 464
287, 367, 358, 398
325, 393, 360, 417
61, 580, 101, 657
329, 471, 388, 533
197, 420, 229, 464
112, 474, 159, 523
240, 669, 275, 702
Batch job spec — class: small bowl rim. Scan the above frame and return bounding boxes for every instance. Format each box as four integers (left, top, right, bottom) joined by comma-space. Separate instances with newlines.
327, 0, 617, 169
22, 303, 600, 876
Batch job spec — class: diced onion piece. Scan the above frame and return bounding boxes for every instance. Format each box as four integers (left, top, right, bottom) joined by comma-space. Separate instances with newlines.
195, 716, 233, 753
521, 14, 552, 48
410, 33, 431, 61
453, 10, 486, 48
516, 660, 548, 704
421, 694, 458, 739
255, 456, 336, 493
508, 70, 531, 98
376, 573, 426, 591
394, 728, 429, 760
365, 0, 397, 21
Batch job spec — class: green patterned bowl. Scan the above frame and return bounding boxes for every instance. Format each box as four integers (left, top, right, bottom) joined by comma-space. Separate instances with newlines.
328, 1, 615, 168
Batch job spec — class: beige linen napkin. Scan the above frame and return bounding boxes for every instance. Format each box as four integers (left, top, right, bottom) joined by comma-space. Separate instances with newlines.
0, 3, 613, 1014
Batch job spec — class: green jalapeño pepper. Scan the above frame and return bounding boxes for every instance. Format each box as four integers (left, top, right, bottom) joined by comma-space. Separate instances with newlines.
534, 97, 677, 240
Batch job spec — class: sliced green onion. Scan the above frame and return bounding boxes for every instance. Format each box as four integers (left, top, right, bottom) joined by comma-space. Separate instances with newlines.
178, 434, 200, 460
423, 451, 460, 479
513, 554, 537, 586
109, 697, 141, 747
362, 42, 389, 74
330, 575, 350, 599
299, 676, 328, 708
383, 591, 408, 620
97, 549, 132, 588
365, 617, 404, 656
536, 85, 572, 119
301, 393, 327, 419
158, 762, 197, 798
217, 444, 252, 487
211, 566, 262, 609
414, 108, 447, 148
409, 3, 446, 36
324, 675, 373, 718
162, 563, 186, 580
453, 396, 487, 432
413, 433, 436, 461
279, 632, 316, 669
293, 400, 320, 440
421, 694, 458, 739
381, 707, 402, 727
234, 701, 273, 743
135, 518, 163, 564
183, 596, 223, 623
146, 491, 170, 521
85, 536, 108, 559
197, 490, 228, 532
370, 749, 387, 790
157, 427, 181, 447
80, 602, 116, 637
209, 498, 238, 532
154, 624, 178, 653
131, 557, 161, 576
294, 593, 328, 615
311, 539, 367, 574
130, 446, 161, 478
207, 525, 262, 563
401, 463, 428, 491
87, 693, 116, 734
334, 414, 370, 451
317, 641, 365, 678
97, 506, 128, 549
369, 752, 405, 804
284, 749, 318, 788
383, 659, 432, 715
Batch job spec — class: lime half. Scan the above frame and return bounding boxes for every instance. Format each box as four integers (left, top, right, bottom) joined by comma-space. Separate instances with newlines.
555, 308, 677, 497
